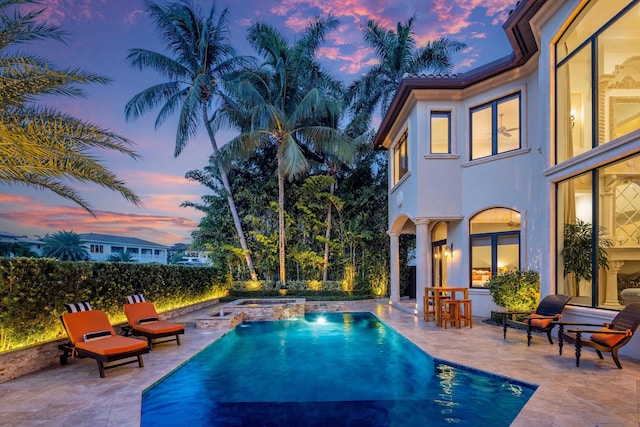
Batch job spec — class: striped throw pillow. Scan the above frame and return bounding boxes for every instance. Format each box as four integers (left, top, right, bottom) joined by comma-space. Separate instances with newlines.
127, 294, 145, 304
64, 302, 92, 313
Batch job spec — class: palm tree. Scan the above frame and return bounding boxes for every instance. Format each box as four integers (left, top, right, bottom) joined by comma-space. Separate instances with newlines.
41, 231, 89, 261
217, 17, 353, 288
0, 0, 141, 213
106, 251, 137, 263
125, 0, 257, 281
347, 14, 466, 131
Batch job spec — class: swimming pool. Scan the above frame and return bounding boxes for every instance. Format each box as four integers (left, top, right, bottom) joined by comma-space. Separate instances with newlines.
142, 312, 535, 426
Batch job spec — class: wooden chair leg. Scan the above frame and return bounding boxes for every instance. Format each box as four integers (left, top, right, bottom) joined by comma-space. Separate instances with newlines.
424, 295, 436, 322
458, 299, 472, 328
611, 348, 623, 369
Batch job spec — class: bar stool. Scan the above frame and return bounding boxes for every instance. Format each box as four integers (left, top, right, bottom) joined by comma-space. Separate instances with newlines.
440, 298, 460, 329
424, 293, 437, 321
457, 299, 473, 328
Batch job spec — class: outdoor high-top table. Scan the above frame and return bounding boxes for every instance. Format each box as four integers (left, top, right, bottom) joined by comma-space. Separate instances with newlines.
424, 287, 469, 326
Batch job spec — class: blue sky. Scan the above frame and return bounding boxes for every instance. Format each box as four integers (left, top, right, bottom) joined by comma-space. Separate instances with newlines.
0, 0, 515, 245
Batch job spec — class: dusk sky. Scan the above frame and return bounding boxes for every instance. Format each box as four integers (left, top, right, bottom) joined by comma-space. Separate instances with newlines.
0, 0, 516, 246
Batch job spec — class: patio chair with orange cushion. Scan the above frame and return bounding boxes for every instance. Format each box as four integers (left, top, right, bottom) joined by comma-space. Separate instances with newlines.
556, 303, 640, 369
123, 294, 184, 348
501, 294, 572, 346
58, 302, 149, 378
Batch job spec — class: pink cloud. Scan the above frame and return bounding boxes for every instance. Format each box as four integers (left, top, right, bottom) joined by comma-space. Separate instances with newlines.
0, 197, 198, 245
471, 32, 488, 39
27, 0, 106, 25
124, 9, 144, 26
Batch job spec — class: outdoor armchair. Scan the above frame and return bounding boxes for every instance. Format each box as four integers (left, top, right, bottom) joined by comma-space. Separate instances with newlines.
556, 303, 640, 369
501, 294, 572, 346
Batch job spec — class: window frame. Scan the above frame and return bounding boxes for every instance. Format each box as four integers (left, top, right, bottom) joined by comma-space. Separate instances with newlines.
469, 231, 521, 288
554, 0, 640, 163
430, 111, 451, 154
470, 92, 521, 161
393, 129, 409, 185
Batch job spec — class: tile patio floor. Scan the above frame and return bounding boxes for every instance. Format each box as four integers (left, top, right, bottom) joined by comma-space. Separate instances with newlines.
0, 300, 639, 426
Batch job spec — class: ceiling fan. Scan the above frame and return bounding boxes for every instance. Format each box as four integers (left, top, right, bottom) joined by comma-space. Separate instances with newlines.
498, 113, 519, 137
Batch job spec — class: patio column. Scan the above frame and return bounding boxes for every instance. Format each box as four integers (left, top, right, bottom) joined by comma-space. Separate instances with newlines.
603, 260, 624, 308
389, 231, 401, 304
415, 218, 430, 317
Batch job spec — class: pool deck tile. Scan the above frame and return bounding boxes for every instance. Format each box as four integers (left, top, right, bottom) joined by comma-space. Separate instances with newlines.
1, 300, 640, 426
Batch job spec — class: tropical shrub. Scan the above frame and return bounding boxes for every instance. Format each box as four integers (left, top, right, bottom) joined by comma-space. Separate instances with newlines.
0, 258, 230, 352
487, 270, 540, 312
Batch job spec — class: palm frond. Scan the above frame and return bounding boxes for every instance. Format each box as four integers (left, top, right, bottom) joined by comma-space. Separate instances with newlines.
0, 0, 67, 50
124, 81, 183, 122
280, 134, 308, 179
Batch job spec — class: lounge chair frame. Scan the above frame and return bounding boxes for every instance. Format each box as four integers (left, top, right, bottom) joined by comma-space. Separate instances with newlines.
556, 303, 640, 369
58, 341, 147, 378
501, 295, 571, 345
58, 310, 149, 378
123, 301, 184, 348
122, 325, 184, 348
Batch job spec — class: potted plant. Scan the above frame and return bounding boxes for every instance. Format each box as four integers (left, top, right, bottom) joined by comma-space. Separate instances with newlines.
561, 219, 612, 296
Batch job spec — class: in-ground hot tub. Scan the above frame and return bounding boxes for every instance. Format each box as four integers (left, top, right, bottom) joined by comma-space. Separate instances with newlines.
220, 298, 306, 321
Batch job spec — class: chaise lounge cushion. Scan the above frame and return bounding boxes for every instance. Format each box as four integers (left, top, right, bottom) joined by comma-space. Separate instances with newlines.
63, 310, 116, 345
62, 310, 148, 356
75, 334, 148, 356
124, 301, 184, 334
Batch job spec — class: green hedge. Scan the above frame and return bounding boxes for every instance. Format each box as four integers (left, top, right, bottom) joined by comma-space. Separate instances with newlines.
230, 279, 373, 294
0, 258, 230, 352
226, 289, 373, 301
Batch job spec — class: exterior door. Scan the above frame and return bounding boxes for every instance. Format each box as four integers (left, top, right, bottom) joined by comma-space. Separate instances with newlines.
432, 239, 447, 287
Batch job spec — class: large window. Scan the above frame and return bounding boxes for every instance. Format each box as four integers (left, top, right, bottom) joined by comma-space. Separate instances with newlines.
470, 93, 521, 160
393, 130, 408, 185
556, 1, 640, 163
430, 111, 451, 154
469, 208, 521, 287
557, 153, 640, 308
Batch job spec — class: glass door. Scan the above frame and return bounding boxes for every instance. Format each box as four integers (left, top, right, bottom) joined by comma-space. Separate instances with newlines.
432, 239, 447, 287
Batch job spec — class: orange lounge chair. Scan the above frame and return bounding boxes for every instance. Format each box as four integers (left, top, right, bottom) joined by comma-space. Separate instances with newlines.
58, 305, 149, 378
556, 303, 640, 369
123, 296, 184, 348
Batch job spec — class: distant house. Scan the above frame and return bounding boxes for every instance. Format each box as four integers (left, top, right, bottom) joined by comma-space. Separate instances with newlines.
79, 233, 168, 264
0, 231, 43, 256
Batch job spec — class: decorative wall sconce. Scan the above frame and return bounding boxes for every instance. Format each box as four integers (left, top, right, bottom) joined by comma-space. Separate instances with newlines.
444, 244, 453, 257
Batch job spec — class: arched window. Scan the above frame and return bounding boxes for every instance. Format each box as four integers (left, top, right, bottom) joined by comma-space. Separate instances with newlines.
469, 208, 521, 287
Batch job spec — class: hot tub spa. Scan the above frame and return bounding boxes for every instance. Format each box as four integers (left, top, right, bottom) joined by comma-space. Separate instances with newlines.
218, 298, 306, 321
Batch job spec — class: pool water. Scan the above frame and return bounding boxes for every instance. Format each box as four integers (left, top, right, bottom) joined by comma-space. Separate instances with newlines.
142, 312, 535, 426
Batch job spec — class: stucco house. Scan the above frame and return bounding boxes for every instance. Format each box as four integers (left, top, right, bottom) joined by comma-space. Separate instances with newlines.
374, 0, 640, 355
0, 231, 44, 256
79, 233, 168, 264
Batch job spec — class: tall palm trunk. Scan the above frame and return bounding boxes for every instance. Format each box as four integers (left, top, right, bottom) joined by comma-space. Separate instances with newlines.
202, 106, 257, 281
322, 178, 335, 282
277, 152, 287, 288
